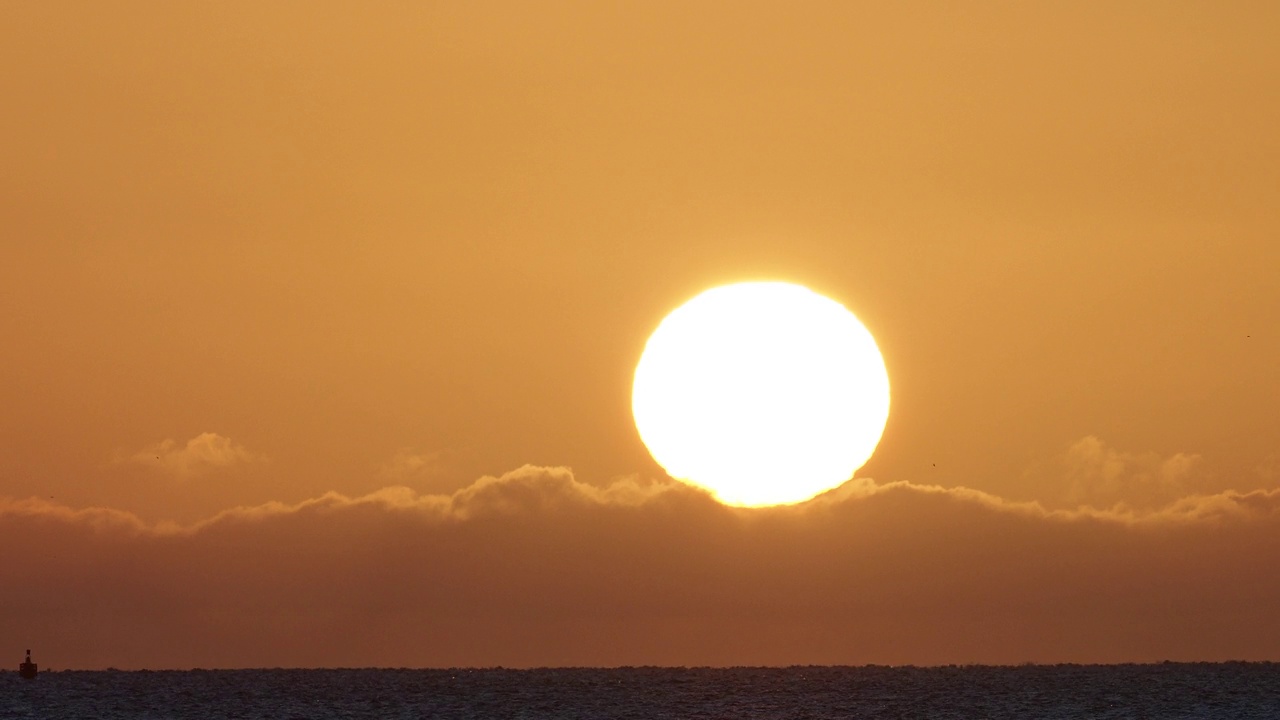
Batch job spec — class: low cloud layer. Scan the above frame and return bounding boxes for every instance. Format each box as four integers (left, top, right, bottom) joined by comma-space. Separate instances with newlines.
3, 465, 1279, 670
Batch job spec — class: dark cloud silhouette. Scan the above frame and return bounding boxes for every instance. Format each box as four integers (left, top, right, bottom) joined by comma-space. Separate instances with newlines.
3, 466, 1279, 669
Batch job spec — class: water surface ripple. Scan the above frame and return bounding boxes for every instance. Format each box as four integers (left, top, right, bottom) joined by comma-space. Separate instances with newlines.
4, 663, 1278, 719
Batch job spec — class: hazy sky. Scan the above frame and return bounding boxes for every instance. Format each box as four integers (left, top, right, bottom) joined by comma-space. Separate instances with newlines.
2, 1, 1278, 669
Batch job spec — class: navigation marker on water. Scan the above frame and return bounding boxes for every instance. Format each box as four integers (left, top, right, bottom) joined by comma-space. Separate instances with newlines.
19, 649, 38, 679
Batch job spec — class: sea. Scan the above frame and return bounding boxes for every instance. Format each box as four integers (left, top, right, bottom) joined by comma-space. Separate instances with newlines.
4, 663, 1279, 719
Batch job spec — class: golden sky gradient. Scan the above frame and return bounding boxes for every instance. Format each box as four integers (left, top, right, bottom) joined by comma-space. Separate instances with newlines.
2, 2, 1278, 668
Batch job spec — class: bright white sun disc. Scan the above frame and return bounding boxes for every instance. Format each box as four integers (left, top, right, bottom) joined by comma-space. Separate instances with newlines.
632, 282, 890, 507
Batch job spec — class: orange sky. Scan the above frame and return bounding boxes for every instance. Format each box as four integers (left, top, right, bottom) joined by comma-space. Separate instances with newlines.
2, 1, 1278, 669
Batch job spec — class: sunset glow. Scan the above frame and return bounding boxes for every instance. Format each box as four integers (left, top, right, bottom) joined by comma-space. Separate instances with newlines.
3, 2, 1278, 672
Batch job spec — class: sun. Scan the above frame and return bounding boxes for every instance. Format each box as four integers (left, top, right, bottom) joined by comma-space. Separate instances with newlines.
632, 282, 890, 507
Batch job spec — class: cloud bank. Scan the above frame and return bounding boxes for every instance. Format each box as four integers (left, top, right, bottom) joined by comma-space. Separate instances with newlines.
3, 464, 1279, 670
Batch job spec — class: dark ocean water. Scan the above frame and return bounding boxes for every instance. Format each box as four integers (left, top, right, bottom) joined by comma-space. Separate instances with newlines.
4, 664, 1279, 719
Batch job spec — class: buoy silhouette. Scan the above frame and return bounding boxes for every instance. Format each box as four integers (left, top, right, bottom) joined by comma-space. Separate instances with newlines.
19, 649, 37, 679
